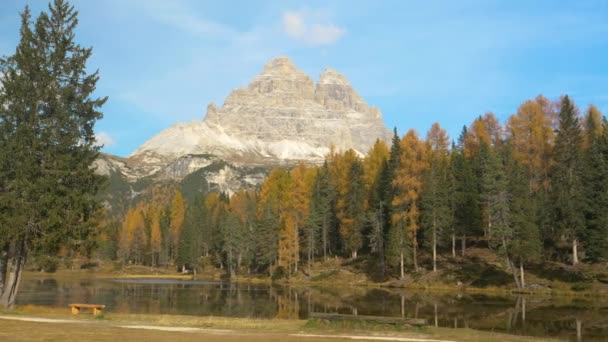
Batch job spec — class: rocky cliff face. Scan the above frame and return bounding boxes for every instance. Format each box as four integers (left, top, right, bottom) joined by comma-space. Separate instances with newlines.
125, 56, 391, 179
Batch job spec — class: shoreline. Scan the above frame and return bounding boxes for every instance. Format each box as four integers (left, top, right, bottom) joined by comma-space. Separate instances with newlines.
23, 268, 608, 299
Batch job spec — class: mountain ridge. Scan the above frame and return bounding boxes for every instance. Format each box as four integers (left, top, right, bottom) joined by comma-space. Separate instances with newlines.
99, 56, 391, 184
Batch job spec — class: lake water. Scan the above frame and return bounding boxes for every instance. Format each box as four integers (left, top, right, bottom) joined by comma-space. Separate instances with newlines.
17, 277, 608, 341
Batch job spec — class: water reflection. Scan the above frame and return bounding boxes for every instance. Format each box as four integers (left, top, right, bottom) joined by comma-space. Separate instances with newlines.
17, 277, 608, 341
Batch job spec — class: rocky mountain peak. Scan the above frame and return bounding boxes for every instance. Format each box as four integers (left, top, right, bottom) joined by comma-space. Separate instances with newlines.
260, 56, 298, 74
318, 68, 351, 86
315, 67, 369, 114
126, 56, 391, 180
224, 56, 315, 106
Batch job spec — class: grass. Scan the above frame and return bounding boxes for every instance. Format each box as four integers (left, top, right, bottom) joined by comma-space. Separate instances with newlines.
0, 305, 559, 342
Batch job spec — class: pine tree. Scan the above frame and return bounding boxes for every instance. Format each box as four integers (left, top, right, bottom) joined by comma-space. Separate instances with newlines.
177, 194, 206, 272
551, 96, 585, 265
308, 162, 335, 260
478, 143, 516, 280
479, 143, 510, 249
582, 109, 608, 262
364, 141, 390, 278
421, 123, 451, 272
452, 127, 481, 257
221, 211, 243, 277
0, 0, 106, 307
509, 158, 541, 288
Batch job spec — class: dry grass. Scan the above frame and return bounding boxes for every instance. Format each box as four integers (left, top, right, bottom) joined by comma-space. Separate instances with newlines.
0, 305, 561, 342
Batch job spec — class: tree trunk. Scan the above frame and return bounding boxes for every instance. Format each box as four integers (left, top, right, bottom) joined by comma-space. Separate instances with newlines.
322, 216, 328, 260
572, 238, 579, 265
308, 223, 313, 274
400, 251, 404, 280
0, 240, 27, 308
432, 226, 437, 272
0, 243, 9, 296
521, 297, 526, 325
461, 234, 466, 257
519, 260, 525, 289
413, 237, 418, 272
451, 233, 456, 258
509, 258, 521, 289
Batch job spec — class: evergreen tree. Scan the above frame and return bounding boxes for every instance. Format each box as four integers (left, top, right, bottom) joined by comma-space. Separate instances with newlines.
343, 160, 366, 258
308, 162, 336, 260
177, 194, 206, 272
367, 159, 391, 279
480, 143, 522, 286
221, 212, 242, 277
582, 111, 608, 262
551, 96, 585, 265
452, 127, 481, 257
421, 123, 451, 272
509, 159, 541, 288
479, 143, 510, 250
0, 0, 106, 307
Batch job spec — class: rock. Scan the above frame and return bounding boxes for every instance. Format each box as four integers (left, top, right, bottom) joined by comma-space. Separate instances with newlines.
107, 56, 391, 181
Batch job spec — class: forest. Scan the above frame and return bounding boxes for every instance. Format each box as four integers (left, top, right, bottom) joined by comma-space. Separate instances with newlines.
99, 95, 608, 288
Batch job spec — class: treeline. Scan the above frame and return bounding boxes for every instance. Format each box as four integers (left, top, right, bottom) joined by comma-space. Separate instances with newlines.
105, 95, 608, 286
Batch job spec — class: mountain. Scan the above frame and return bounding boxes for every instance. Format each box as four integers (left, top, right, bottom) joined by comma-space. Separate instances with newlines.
123, 56, 391, 178
97, 56, 391, 208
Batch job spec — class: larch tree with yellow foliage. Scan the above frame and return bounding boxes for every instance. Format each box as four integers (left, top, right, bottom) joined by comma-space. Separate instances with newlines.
170, 190, 186, 264
289, 163, 316, 273
257, 168, 291, 274
363, 140, 390, 278
149, 205, 162, 266
119, 206, 147, 264
331, 149, 366, 259
507, 98, 555, 192
390, 130, 429, 276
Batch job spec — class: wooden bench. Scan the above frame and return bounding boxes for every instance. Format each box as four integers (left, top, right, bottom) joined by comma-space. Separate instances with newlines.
309, 312, 426, 326
68, 303, 106, 316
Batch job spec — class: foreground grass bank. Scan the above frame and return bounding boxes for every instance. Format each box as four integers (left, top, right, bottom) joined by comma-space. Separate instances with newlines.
0, 305, 556, 342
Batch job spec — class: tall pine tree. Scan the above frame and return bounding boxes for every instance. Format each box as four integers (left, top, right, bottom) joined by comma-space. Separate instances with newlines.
582, 108, 608, 262
0, 1, 106, 307
551, 96, 585, 265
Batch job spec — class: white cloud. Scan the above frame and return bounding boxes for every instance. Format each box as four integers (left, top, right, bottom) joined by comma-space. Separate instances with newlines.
282, 10, 345, 46
96, 132, 115, 147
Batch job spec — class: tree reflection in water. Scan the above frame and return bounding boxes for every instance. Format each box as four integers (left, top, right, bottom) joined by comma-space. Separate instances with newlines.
15, 277, 608, 341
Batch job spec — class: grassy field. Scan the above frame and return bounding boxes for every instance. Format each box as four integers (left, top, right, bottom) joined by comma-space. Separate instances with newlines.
0, 306, 558, 342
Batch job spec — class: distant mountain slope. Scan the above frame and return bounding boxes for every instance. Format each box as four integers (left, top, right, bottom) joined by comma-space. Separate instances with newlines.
96, 57, 392, 212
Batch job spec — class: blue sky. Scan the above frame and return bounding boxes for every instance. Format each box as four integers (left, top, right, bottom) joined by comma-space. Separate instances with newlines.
1, 0, 607, 157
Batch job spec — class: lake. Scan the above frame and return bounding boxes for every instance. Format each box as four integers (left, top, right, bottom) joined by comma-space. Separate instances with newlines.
17, 276, 608, 341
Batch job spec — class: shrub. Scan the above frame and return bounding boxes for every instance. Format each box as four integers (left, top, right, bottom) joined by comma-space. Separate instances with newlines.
271, 266, 287, 280
36, 256, 59, 273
